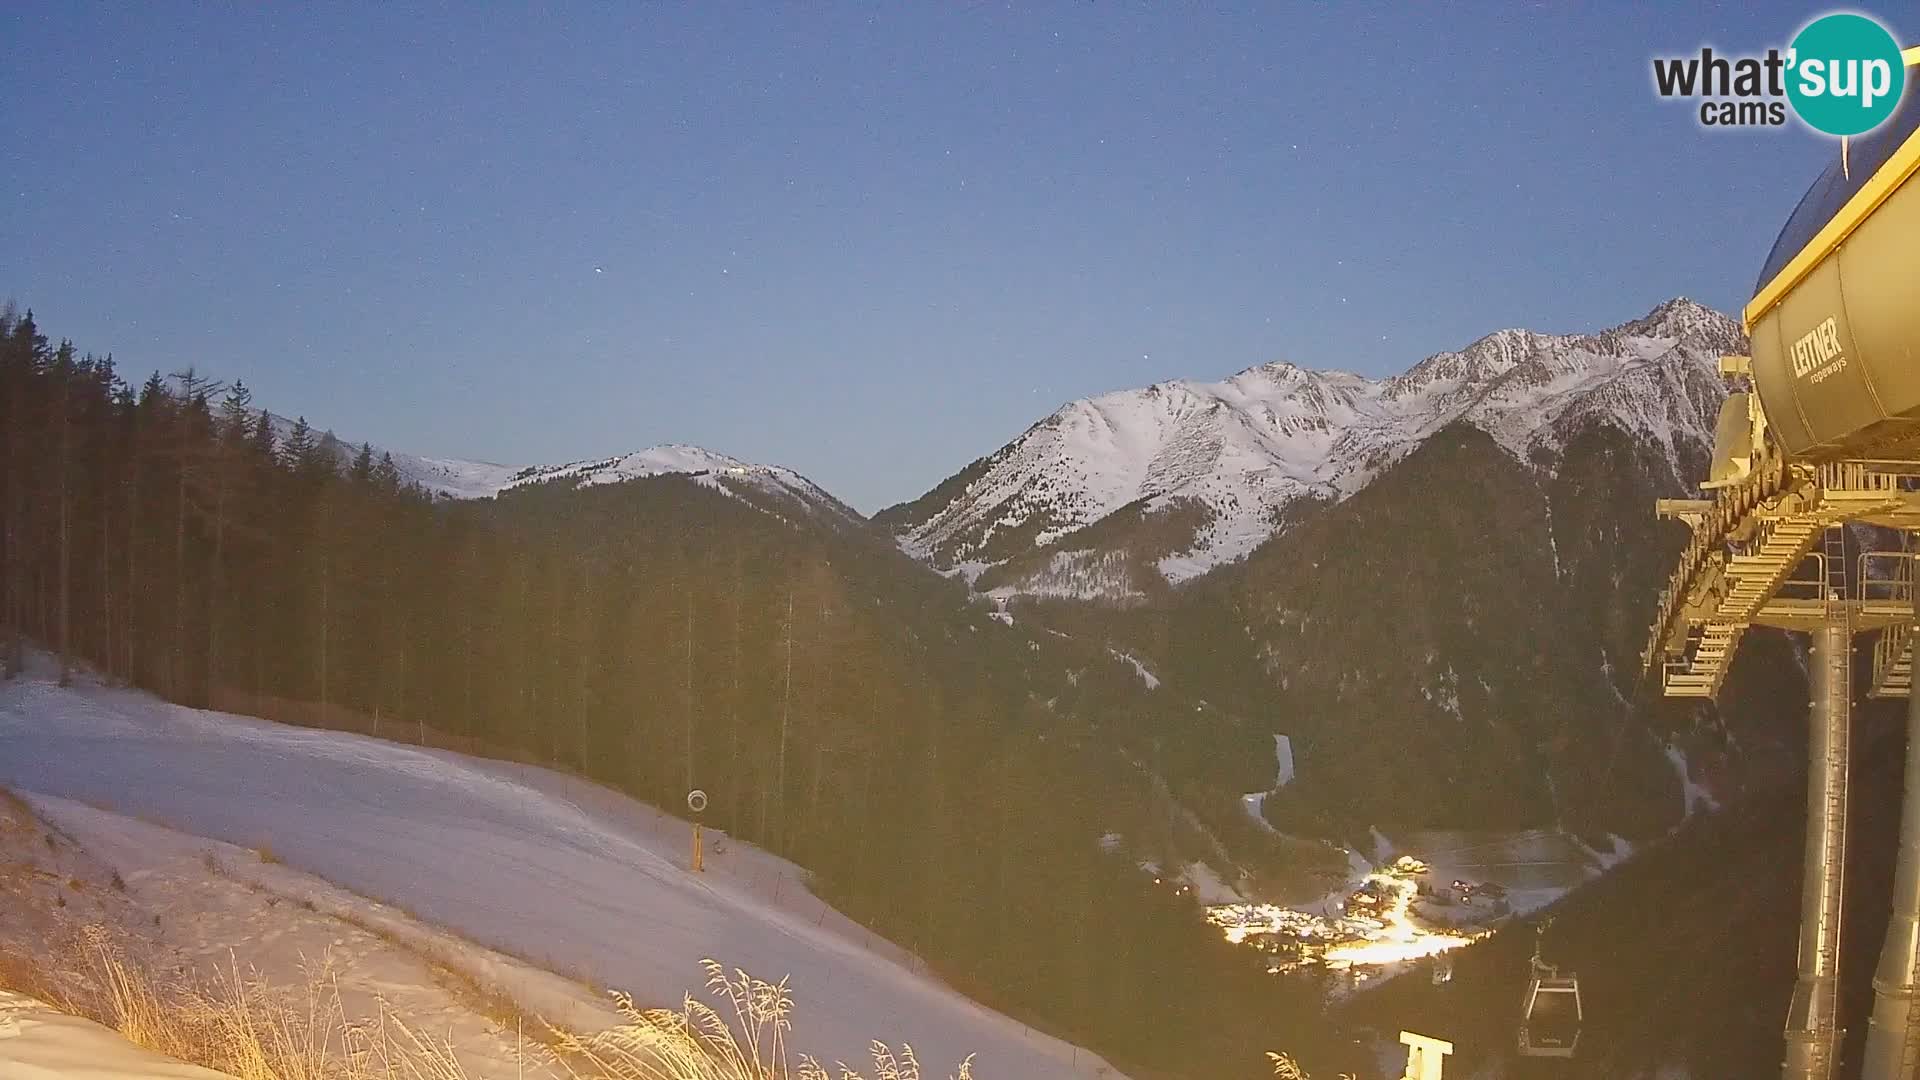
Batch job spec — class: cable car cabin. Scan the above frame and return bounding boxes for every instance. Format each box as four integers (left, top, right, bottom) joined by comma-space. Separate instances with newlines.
1517, 974, 1583, 1058
1746, 47, 1920, 463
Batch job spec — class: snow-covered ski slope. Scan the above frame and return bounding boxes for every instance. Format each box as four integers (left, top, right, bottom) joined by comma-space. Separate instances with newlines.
0, 667, 1125, 1079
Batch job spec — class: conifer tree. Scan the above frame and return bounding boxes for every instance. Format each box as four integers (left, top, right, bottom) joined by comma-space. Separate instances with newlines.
372, 452, 401, 494
281, 416, 314, 471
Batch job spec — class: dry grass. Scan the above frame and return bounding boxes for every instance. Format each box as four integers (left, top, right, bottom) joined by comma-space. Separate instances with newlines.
424, 957, 562, 1052
72, 924, 443, 1080
0, 938, 61, 1004
75, 926, 341, 1078
550, 960, 973, 1080
1265, 1051, 1352, 1080
39, 929, 974, 1080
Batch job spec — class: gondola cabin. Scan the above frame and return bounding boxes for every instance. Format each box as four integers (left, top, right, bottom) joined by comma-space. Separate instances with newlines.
1517, 973, 1583, 1058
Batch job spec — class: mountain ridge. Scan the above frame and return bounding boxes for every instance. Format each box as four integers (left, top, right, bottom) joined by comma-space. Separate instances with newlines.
265, 411, 858, 523
881, 297, 1742, 599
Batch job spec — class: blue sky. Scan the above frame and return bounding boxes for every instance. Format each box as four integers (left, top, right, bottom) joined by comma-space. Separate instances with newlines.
0, 3, 1875, 511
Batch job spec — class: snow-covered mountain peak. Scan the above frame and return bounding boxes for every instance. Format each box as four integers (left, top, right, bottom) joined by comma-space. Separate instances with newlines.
260, 413, 851, 522
1386, 326, 1562, 400
504, 443, 762, 489
887, 299, 1743, 597
495, 443, 857, 520
1615, 296, 1732, 343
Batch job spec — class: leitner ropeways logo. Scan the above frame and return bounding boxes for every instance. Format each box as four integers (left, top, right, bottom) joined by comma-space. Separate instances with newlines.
1791, 316, 1848, 383
1653, 12, 1906, 135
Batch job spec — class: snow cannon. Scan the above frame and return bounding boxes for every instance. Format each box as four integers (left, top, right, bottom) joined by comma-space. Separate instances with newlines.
1743, 48, 1920, 463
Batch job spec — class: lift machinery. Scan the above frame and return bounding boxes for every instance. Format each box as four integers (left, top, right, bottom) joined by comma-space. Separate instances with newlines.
1644, 47, 1920, 1080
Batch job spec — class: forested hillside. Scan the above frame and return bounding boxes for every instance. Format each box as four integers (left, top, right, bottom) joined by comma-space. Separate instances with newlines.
0, 306, 1333, 1078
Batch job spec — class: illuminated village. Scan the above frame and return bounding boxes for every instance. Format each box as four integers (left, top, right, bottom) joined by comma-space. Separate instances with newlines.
1206, 855, 1503, 985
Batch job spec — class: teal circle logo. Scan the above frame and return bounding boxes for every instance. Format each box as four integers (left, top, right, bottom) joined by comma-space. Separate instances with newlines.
1787, 13, 1906, 136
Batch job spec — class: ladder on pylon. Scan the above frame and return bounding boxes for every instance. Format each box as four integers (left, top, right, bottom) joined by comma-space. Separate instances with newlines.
1874, 533, 1919, 698
1824, 526, 1849, 620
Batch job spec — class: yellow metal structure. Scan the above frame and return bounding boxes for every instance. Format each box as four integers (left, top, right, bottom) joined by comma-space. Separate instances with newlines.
1642, 49, 1920, 1080
1645, 47, 1920, 699
1643, 451, 1920, 699
1398, 1031, 1453, 1080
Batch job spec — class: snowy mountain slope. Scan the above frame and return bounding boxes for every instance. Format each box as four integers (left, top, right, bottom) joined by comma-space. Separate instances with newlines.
258, 412, 522, 498
494, 444, 860, 520
387, 453, 527, 499
883, 298, 1741, 594
260, 411, 855, 521
0, 666, 1124, 1080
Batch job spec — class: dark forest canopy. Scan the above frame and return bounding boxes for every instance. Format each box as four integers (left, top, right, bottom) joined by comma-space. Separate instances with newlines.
0, 306, 1334, 1078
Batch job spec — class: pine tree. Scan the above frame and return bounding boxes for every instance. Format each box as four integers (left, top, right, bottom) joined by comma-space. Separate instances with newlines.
168, 369, 223, 702
206, 381, 256, 691
50, 341, 76, 685
280, 416, 314, 472
315, 430, 344, 481
0, 311, 50, 678
372, 452, 401, 494
249, 411, 275, 461
218, 381, 253, 445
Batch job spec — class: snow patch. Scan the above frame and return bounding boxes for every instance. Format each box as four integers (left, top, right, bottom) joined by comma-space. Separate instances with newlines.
1178, 861, 1246, 905
0, 990, 232, 1080
1240, 792, 1274, 832
1271, 733, 1296, 787
1369, 827, 1395, 865
1666, 743, 1720, 817
1107, 649, 1161, 689
1239, 735, 1295, 832
986, 549, 1145, 604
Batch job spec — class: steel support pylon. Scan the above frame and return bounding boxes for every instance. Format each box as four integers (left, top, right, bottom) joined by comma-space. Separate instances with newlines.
1864, 584, 1920, 1080
1785, 622, 1851, 1080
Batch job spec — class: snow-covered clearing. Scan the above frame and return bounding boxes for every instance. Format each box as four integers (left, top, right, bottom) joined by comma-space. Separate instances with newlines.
0, 662, 1123, 1078
1269, 734, 1295, 787
0, 772, 572, 1076
1374, 827, 1630, 919
38, 795, 605, 1063
0, 772, 580, 1078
